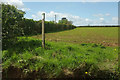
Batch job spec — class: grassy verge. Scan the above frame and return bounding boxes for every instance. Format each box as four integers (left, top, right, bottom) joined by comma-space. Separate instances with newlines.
2, 37, 119, 79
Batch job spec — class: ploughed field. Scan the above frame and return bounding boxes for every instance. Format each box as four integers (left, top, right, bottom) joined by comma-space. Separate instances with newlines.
32, 27, 118, 47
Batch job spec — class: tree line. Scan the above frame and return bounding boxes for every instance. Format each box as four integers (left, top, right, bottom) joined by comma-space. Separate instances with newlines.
18, 19, 76, 36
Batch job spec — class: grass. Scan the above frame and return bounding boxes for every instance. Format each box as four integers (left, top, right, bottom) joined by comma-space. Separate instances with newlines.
32, 27, 118, 47
2, 37, 118, 79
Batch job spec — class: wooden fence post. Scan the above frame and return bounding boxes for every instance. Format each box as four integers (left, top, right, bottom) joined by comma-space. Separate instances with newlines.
42, 13, 45, 48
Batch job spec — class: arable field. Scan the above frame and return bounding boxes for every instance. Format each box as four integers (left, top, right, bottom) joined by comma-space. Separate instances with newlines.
2, 27, 119, 79
32, 27, 118, 47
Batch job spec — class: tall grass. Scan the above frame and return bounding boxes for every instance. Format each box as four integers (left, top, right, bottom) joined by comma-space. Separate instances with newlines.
2, 37, 118, 78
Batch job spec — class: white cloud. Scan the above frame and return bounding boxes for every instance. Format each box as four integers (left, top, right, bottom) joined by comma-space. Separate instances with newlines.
100, 18, 104, 21
112, 17, 118, 21
84, 0, 119, 2
105, 13, 110, 16
22, 0, 119, 2
93, 14, 104, 17
112, 17, 118, 24
32, 15, 37, 19
21, 8, 31, 11
31, 11, 117, 26
0, 0, 30, 11
31, 11, 118, 26
31, 11, 85, 25
93, 13, 111, 18
85, 18, 89, 21
0, 0, 24, 8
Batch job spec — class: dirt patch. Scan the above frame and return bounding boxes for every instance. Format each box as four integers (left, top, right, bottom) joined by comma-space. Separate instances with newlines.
2, 66, 24, 78
2, 66, 46, 79
2, 66, 119, 79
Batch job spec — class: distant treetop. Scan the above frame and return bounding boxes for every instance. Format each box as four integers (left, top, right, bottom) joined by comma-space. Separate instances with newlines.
58, 17, 73, 25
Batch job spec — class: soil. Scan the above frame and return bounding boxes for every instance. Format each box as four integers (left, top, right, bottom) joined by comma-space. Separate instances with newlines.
2, 66, 119, 80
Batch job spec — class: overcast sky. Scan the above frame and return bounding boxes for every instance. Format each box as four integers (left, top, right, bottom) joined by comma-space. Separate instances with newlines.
1, 0, 119, 26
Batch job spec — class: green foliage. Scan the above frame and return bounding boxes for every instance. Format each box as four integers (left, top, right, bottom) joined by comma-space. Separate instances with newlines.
2, 4, 25, 50
18, 19, 76, 36
2, 37, 118, 78
18, 18, 40, 36
2, 4, 25, 39
58, 18, 73, 25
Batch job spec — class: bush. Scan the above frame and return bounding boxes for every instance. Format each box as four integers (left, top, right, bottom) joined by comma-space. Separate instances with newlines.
2, 4, 25, 39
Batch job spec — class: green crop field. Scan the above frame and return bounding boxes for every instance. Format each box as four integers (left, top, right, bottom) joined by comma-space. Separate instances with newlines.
32, 27, 118, 47
2, 27, 119, 79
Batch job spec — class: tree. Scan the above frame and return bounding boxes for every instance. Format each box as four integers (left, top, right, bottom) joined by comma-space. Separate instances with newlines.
58, 18, 73, 25
2, 4, 25, 50
2, 4, 25, 39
